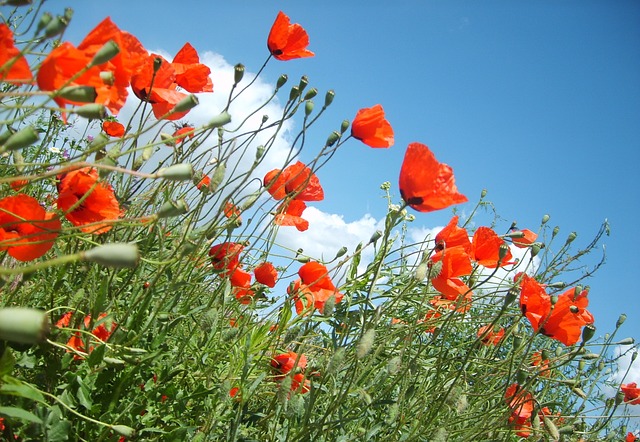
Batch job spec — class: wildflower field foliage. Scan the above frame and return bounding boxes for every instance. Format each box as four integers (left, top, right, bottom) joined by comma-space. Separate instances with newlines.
0, 3, 638, 441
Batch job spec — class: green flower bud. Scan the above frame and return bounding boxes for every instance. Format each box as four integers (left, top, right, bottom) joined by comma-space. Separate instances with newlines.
356, 328, 376, 359
516, 370, 527, 385
209, 111, 231, 128
581, 324, 596, 343
83, 243, 140, 268
498, 243, 509, 262
415, 261, 428, 281
157, 199, 189, 218
305, 100, 314, 117
73, 103, 107, 119
541, 214, 550, 224
340, 119, 350, 134
547, 281, 566, 289
555, 346, 563, 357
480, 189, 488, 198
324, 89, 335, 107
44, 15, 68, 38
100, 71, 115, 85
369, 230, 382, 244
262, 114, 269, 124
172, 94, 199, 113
90, 40, 120, 66
334, 246, 347, 259
552, 226, 560, 238
36, 12, 52, 35
298, 75, 308, 92
530, 243, 542, 257
157, 163, 193, 181
111, 425, 136, 438
323, 295, 335, 317
289, 85, 300, 101
326, 131, 340, 146
58, 86, 97, 103
234, 63, 245, 85
504, 287, 518, 307
428, 261, 443, 279
550, 295, 558, 305
616, 313, 627, 328
255, 145, 265, 162
6, 0, 33, 7
303, 87, 317, 100
276, 74, 288, 89
0, 307, 49, 345
615, 390, 625, 405
2, 125, 39, 151
566, 231, 577, 244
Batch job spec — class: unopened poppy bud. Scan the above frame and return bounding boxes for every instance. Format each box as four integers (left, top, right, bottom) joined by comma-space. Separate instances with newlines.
569, 305, 579, 313
516, 370, 527, 385
547, 281, 566, 289
369, 230, 382, 244
157, 199, 189, 218
340, 119, 350, 134
541, 349, 551, 360
356, 328, 376, 359
415, 262, 428, 281
295, 255, 310, 263
581, 324, 596, 343
324, 89, 335, 108
544, 416, 560, 440
210, 162, 226, 192
172, 94, 199, 114
90, 40, 120, 67
598, 360, 605, 371
558, 425, 574, 435
44, 15, 68, 38
111, 425, 136, 438
550, 295, 558, 305
566, 231, 577, 244
276, 74, 288, 89
615, 390, 625, 405
480, 189, 487, 198
498, 243, 509, 261
512, 335, 522, 349
530, 243, 542, 256
58, 86, 97, 103
616, 313, 627, 328
541, 214, 550, 224
255, 145, 264, 161
209, 111, 231, 128
157, 163, 193, 181
74, 103, 107, 119
262, 114, 269, 124
304, 87, 317, 100
326, 131, 340, 146
632, 351, 638, 362
581, 353, 599, 360
555, 346, 563, 357
83, 243, 140, 268
334, 246, 347, 259
323, 295, 335, 317
234, 63, 245, 84
0, 307, 49, 345
305, 100, 314, 116
428, 261, 443, 279
36, 12, 52, 35
160, 132, 174, 146
2, 125, 39, 152
298, 75, 309, 92
574, 285, 582, 296
552, 226, 559, 237
100, 71, 115, 85
289, 85, 300, 101
504, 287, 518, 307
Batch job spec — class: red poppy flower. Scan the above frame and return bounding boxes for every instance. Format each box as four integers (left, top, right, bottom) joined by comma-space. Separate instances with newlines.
477, 324, 505, 346
9, 179, 29, 192
102, 120, 125, 137
229, 387, 241, 399
223, 201, 241, 220
274, 200, 309, 231
291, 373, 311, 394
518, 274, 595, 346
289, 261, 344, 314
37, 18, 147, 119
209, 242, 244, 274
627, 432, 638, 442
511, 228, 537, 248
530, 351, 551, 377
173, 125, 195, 146
254, 262, 278, 288
435, 215, 471, 253
267, 11, 314, 61
0, 23, 32, 83
398, 143, 467, 212
351, 104, 394, 148
621, 383, 640, 405
196, 175, 211, 191
60, 312, 117, 358
430, 245, 473, 301
0, 194, 60, 261
56, 167, 122, 234
471, 226, 514, 268
271, 351, 308, 376
264, 161, 324, 202
0, 416, 4, 431
505, 383, 535, 438
131, 43, 211, 120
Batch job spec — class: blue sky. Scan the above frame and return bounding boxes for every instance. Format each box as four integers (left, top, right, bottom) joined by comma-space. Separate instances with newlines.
50, 1, 640, 343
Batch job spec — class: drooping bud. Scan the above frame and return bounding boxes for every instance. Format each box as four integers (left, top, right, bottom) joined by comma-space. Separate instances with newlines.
427, 261, 443, 279
276, 74, 288, 89
58, 86, 97, 103
2, 125, 39, 152
0, 308, 49, 345
83, 243, 140, 268
326, 131, 340, 146
157, 199, 189, 218
324, 89, 335, 107
156, 163, 193, 181
233, 63, 245, 85
172, 95, 199, 114
90, 40, 120, 67
340, 119, 350, 134
581, 324, 596, 343
73, 103, 107, 119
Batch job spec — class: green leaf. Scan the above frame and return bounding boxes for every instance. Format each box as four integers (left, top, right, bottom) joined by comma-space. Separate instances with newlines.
76, 381, 93, 410
0, 377, 45, 402
0, 405, 43, 424
46, 418, 71, 442
0, 346, 15, 376
87, 344, 106, 368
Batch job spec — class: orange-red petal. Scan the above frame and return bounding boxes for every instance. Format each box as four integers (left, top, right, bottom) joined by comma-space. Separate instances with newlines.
351, 104, 394, 148
267, 11, 314, 61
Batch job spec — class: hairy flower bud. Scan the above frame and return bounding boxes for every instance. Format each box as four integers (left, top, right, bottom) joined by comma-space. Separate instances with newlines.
581, 324, 596, 343
326, 131, 340, 146
74, 103, 107, 119
305, 100, 314, 117
157, 199, 189, 218
356, 328, 376, 359
90, 40, 120, 67
0, 308, 49, 344
2, 125, 39, 152
172, 94, 199, 113
59, 86, 98, 103
157, 163, 193, 181
83, 243, 140, 268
